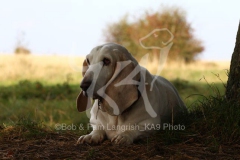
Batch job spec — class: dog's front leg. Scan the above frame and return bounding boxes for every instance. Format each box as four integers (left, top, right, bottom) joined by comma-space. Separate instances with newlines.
111, 130, 145, 145
77, 124, 106, 144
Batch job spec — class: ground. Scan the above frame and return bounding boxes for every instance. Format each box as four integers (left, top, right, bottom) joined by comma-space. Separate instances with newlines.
1, 127, 239, 159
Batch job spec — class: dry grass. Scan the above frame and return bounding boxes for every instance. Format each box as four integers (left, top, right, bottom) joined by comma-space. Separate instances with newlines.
0, 54, 230, 85
0, 54, 84, 85
147, 59, 230, 83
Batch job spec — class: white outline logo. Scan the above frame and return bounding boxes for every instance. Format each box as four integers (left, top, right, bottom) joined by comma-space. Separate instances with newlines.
69, 28, 174, 118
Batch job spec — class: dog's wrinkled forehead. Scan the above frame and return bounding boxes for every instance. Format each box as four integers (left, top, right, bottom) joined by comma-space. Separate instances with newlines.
86, 43, 135, 64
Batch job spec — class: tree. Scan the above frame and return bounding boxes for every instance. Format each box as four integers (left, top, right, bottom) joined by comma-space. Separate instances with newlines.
103, 7, 204, 63
14, 31, 31, 55
226, 22, 240, 102
14, 46, 31, 55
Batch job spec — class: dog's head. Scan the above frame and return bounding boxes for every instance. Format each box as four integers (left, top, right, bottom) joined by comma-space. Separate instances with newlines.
77, 43, 140, 116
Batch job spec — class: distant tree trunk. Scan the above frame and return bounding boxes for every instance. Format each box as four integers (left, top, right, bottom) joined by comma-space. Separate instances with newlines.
226, 21, 240, 102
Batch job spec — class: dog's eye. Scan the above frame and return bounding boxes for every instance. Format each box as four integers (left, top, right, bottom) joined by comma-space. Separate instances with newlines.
103, 58, 110, 66
87, 59, 90, 65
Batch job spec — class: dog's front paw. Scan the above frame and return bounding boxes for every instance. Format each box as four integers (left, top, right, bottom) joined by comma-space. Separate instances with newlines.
77, 132, 105, 144
111, 132, 134, 145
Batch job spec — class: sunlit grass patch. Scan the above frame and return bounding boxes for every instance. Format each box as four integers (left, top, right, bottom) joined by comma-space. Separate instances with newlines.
0, 54, 84, 85
0, 55, 229, 85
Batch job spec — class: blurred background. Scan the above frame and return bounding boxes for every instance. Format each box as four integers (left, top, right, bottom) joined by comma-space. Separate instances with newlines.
0, 0, 239, 126
0, 0, 239, 59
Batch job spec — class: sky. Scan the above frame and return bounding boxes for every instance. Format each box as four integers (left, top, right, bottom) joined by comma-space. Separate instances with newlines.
0, 0, 239, 60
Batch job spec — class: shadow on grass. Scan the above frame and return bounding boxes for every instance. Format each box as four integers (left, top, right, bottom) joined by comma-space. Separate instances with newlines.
0, 79, 227, 126
0, 80, 74, 101
0, 80, 87, 127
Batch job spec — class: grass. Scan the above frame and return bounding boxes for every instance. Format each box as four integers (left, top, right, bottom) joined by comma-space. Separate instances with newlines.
191, 96, 240, 144
0, 78, 226, 127
1, 54, 239, 159
0, 54, 229, 126
0, 54, 83, 85
0, 117, 49, 140
0, 80, 88, 126
0, 54, 229, 85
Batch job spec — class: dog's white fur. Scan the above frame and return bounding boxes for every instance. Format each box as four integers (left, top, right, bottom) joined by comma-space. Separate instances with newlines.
76, 43, 187, 145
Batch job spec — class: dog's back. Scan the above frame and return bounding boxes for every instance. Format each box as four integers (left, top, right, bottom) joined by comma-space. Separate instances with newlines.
155, 76, 187, 123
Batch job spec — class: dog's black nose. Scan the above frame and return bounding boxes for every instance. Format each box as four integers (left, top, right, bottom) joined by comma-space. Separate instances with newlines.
80, 80, 92, 91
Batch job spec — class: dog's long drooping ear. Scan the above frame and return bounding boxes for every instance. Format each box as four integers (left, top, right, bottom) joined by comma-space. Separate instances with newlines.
102, 60, 140, 115
77, 59, 91, 112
